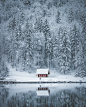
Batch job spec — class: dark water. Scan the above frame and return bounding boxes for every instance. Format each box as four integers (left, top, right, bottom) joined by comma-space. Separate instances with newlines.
0, 83, 86, 107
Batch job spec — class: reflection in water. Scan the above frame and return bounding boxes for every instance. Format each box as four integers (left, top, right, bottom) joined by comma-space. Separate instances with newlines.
36, 87, 50, 96
0, 84, 86, 107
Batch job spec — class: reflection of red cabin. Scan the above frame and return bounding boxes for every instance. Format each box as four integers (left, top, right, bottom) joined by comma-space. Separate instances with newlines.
38, 87, 48, 90
36, 87, 50, 96
36, 69, 50, 77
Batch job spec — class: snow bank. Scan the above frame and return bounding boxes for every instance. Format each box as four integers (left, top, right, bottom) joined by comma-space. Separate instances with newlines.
2, 64, 86, 83
4, 71, 86, 83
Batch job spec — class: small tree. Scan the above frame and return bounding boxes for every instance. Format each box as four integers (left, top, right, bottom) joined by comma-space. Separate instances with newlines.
56, 11, 61, 23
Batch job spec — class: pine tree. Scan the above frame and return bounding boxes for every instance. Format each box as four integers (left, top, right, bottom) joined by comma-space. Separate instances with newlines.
43, 19, 52, 68
23, 20, 34, 72
58, 27, 71, 74
52, 32, 59, 69
56, 11, 61, 23
68, 8, 74, 23
70, 25, 80, 70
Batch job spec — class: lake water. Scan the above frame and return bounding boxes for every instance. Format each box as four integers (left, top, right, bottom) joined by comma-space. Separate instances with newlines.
0, 83, 86, 107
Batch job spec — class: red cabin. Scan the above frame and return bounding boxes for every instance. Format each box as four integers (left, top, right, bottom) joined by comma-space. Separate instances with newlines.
36, 69, 50, 77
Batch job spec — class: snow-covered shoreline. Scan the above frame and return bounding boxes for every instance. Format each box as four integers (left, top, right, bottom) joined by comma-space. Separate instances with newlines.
1, 74, 86, 83
1, 66, 86, 83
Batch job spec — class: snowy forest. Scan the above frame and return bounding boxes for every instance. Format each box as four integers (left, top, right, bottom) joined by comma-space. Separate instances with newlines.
0, 0, 86, 77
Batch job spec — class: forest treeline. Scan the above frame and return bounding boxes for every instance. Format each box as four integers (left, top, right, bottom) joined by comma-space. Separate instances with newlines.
0, 0, 86, 77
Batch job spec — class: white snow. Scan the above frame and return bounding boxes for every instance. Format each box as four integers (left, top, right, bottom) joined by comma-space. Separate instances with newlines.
3, 66, 86, 82
36, 69, 49, 74
1, 64, 85, 82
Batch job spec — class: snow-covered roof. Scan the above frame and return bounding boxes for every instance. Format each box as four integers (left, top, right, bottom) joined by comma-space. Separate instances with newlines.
36, 90, 49, 96
36, 69, 49, 74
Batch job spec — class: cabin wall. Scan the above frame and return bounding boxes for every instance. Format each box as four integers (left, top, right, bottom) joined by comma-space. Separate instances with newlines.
38, 74, 48, 77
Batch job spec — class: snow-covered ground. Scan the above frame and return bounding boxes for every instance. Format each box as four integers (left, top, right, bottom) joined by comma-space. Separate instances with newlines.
4, 73, 85, 82
0, 64, 85, 82
1, 68, 85, 83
